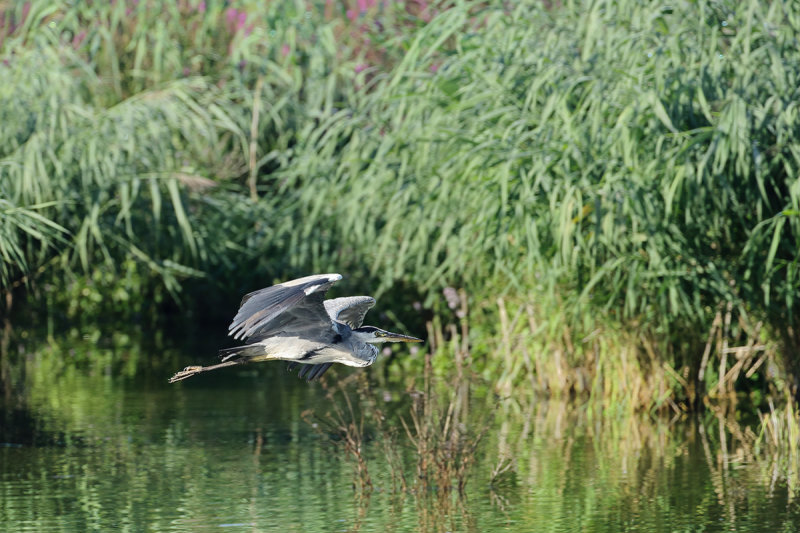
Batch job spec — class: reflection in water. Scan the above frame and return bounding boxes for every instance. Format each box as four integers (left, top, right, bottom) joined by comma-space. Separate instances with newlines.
1, 327, 799, 531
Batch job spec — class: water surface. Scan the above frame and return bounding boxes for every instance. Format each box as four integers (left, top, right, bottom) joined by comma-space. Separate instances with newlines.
1, 327, 799, 531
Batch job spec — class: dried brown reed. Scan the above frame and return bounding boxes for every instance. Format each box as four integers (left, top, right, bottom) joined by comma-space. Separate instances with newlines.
302, 374, 372, 492
491, 293, 778, 414
755, 396, 800, 489
304, 289, 493, 496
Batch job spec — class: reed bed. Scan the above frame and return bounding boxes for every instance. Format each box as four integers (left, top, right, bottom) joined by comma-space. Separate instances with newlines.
2, 0, 800, 413
273, 0, 800, 409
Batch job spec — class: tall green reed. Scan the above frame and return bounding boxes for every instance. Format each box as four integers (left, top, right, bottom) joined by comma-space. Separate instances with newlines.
3, 0, 800, 409
0, 1, 355, 306
274, 0, 800, 402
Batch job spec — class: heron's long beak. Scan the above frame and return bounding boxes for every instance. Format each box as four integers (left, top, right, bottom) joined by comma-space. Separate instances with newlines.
379, 331, 423, 343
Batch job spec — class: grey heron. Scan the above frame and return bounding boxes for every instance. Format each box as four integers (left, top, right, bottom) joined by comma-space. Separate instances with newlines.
168, 273, 422, 383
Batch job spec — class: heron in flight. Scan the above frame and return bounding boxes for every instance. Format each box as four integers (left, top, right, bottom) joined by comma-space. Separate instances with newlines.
168, 273, 422, 383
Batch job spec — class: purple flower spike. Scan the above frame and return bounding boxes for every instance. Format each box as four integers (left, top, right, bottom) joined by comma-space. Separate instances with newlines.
225, 8, 237, 26
72, 30, 87, 48
355, 63, 367, 73
198, 1, 206, 13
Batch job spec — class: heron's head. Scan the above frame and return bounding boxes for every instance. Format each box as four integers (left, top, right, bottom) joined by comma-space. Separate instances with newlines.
353, 326, 423, 344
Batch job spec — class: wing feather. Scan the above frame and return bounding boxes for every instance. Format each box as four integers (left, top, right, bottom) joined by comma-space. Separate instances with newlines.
228, 273, 342, 340
323, 296, 376, 328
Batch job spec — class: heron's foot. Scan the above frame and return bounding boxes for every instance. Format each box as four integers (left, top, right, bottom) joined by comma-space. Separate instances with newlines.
168, 366, 204, 383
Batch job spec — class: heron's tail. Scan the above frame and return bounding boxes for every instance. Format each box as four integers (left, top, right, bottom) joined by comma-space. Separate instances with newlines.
218, 344, 264, 362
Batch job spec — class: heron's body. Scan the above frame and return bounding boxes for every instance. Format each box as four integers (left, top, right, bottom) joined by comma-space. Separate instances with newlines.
168, 274, 420, 383
223, 329, 378, 367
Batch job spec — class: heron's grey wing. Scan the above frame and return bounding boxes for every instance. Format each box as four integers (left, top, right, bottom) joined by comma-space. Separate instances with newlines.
306, 363, 333, 381
287, 362, 333, 381
323, 296, 376, 328
229, 273, 342, 340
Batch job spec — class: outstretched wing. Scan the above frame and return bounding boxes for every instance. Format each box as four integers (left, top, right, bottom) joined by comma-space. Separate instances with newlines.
228, 273, 342, 340
323, 296, 376, 328
285, 296, 375, 381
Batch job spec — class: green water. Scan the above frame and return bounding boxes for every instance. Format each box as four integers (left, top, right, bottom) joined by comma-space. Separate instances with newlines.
1, 327, 799, 532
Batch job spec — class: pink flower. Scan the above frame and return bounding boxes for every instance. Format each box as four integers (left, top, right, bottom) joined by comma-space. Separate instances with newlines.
236, 11, 247, 31
72, 30, 87, 48
281, 43, 290, 56
430, 63, 439, 73
225, 8, 237, 26
416, 0, 432, 22
354, 63, 367, 73
346, 9, 356, 21
198, 1, 206, 13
